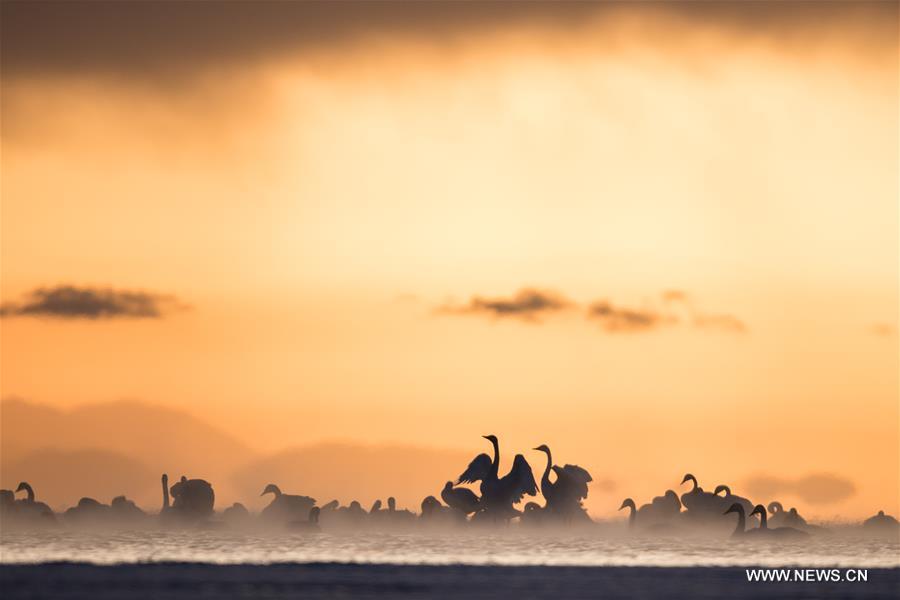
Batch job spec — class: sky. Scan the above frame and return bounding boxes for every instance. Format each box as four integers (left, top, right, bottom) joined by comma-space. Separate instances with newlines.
1, 1, 898, 518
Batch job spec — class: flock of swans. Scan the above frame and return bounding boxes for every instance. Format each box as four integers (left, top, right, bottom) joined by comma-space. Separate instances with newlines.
2, 435, 898, 541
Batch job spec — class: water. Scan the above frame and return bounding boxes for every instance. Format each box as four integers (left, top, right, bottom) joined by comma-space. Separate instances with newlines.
2, 529, 898, 568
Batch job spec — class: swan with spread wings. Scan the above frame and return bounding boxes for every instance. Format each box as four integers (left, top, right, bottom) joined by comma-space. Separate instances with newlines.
457, 435, 537, 522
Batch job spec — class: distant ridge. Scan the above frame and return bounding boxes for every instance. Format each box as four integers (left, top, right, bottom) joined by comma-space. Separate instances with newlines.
1, 398, 255, 508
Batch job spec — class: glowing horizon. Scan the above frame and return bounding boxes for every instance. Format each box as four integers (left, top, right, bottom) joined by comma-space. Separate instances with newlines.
1, 1, 897, 520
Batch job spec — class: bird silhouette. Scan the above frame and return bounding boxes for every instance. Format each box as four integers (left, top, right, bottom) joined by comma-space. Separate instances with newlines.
441, 481, 480, 517
14, 482, 54, 521
725, 503, 807, 540
457, 435, 537, 521
260, 484, 316, 525
748, 504, 808, 539
533, 445, 592, 522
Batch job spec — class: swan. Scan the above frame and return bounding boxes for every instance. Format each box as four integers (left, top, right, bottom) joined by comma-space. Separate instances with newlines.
521, 502, 545, 527
64, 497, 110, 523
767, 501, 786, 527
863, 510, 899, 535
619, 498, 638, 528
160, 474, 215, 522
457, 435, 537, 521
441, 481, 480, 516
680, 474, 727, 528
261, 484, 316, 524
14, 482, 54, 519
222, 502, 250, 525
749, 504, 808, 539
533, 445, 593, 522
724, 503, 807, 540
289, 507, 321, 533
619, 492, 681, 529
1, 489, 15, 514
714, 485, 757, 526
385, 496, 416, 525
110, 496, 146, 521
419, 495, 454, 523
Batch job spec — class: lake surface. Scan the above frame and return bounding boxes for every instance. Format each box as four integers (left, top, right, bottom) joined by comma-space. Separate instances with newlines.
2, 529, 898, 567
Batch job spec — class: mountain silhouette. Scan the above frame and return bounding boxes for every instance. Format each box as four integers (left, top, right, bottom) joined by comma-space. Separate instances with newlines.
2, 448, 156, 510
1, 398, 255, 508
232, 442, 475, 512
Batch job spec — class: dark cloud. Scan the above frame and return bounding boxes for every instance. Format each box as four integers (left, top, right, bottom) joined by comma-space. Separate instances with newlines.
586, 301, 668, 332
744, 473, 856, 505
438, 287, 745, 333
1, 1, 894, 82
0, 285, 185, 319
439, 288, 572, 322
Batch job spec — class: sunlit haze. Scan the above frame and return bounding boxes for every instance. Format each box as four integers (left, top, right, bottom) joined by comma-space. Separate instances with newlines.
1, 1, 897, 520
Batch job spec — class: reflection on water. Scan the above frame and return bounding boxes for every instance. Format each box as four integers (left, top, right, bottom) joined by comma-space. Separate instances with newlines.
1, 530, 897, 567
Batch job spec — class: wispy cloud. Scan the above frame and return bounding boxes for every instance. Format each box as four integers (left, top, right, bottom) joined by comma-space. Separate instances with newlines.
744, 473, 856, 505
437, 287, 746, 333
870, 323, 896, 337
662, 289, 747, 333
437, 288, 572, 322
586, 301, 669, 332
0, 285, 186, 320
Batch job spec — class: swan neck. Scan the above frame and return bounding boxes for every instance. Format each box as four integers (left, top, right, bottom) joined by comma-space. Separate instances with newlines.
161, 477, 170, 510
734, 511, 746, 536
759, 510, 768, 529
489, 438, 500, 476
541, 450, 552, 485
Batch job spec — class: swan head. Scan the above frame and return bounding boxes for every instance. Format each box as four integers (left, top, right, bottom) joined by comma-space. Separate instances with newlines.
724, 502, 744, 516
533, 444, 550, 454
749, 504, 766, 519
443, 481, 454, 491
15, 482, 30, 494
619, 498, 636, 511
714, 484, 730, 497
388, 497, 396, 511
309, 506, 321, 523
482, 434, 498, 444
261, 484, 281, 497
680, 473, 697, 487
789, 508, 799, 515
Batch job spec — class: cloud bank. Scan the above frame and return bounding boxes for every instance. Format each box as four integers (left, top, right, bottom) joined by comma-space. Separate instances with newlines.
1, 1, 894, 82
744, 473, 856, 505
438, 288, 572, 322
0, 285, 185, 319
439, 287, 745, 333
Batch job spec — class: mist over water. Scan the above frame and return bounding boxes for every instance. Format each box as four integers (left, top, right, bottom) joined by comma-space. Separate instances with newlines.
2, 529, 897, 568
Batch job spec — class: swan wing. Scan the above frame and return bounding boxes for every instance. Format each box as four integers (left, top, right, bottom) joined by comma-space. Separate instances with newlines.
561, 464, 592, 483
500, 454, 537, 504
458, 453, 492, 484
558, 464, 591, 500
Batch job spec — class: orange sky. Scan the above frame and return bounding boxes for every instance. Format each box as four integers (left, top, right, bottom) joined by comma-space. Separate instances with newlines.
1, 2, 897, 519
